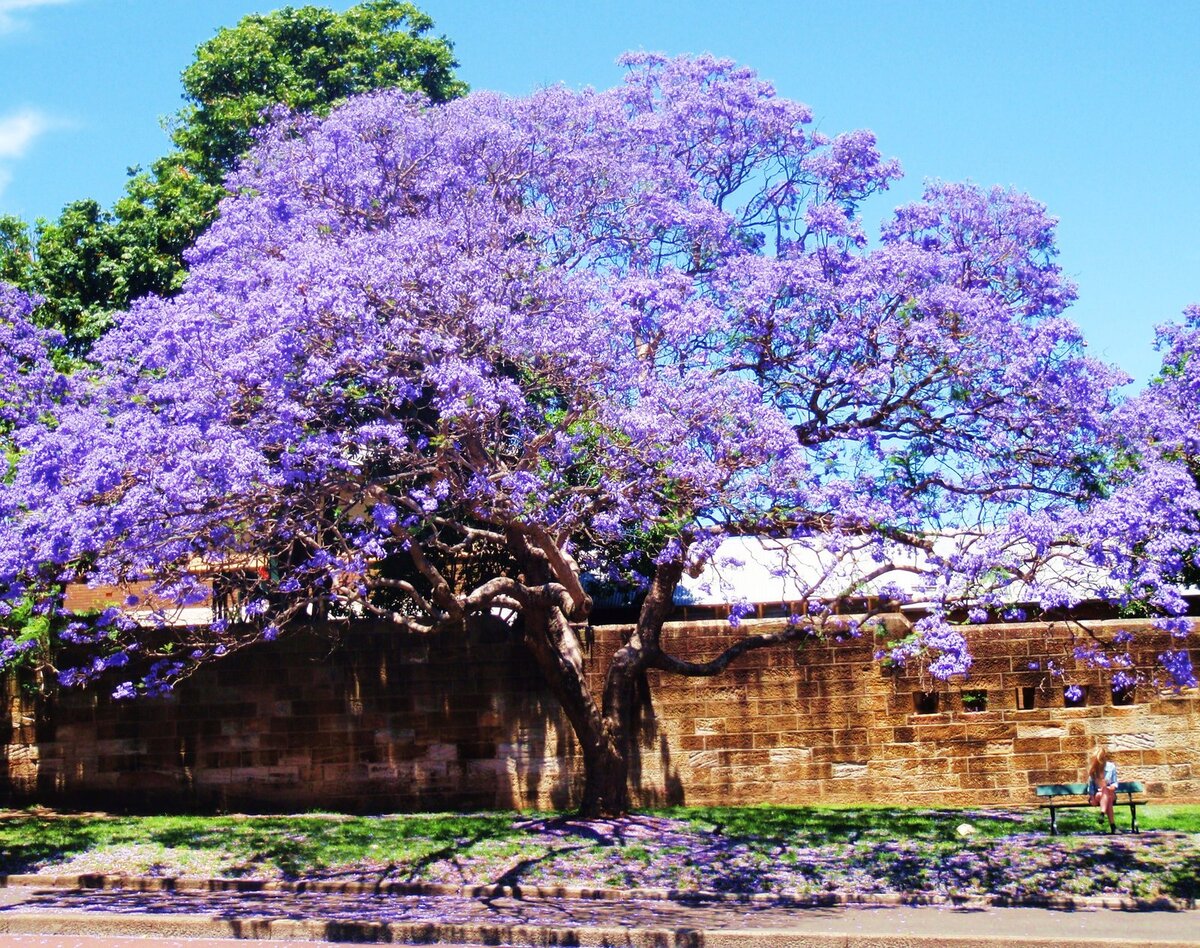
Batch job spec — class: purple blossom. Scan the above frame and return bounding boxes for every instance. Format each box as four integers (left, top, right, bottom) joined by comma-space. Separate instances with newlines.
1158, 650, 1197, 690
242, 599, 269, 618
727, 600, 754, 630
1111, 670, 1138, 693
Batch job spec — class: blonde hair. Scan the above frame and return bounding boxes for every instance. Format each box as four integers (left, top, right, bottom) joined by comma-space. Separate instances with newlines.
1088, 745, 1108, 781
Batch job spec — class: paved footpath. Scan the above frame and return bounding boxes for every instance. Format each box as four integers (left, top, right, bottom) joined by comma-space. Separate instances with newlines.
0, 883, 1197, 946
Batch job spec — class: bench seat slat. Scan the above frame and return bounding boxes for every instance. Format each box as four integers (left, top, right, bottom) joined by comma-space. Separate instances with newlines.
1038, 799, 1148, 809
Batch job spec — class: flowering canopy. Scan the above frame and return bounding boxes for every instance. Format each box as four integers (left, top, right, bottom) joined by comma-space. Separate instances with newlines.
1070, 304, 1200, 691
0, 54, 1191, 812
0, 285, 63, 432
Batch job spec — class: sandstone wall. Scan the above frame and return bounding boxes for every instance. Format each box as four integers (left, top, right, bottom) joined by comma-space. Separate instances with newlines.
1, 617, 1196, 812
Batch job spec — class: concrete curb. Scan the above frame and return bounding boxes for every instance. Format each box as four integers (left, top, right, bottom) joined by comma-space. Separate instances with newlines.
1, 872, 1195, 913
0, 911, 1198, 948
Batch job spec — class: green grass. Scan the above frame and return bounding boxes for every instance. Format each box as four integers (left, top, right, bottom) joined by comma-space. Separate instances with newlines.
0, 804, 1196, 897
662, 803, 1031, 843
0, 812, 524, 879
1034, 803, 1200, 837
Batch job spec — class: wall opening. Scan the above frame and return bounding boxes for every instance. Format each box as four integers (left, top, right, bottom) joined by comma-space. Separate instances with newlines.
1111, 682, 1136, 706
1063, 684, 1088, 708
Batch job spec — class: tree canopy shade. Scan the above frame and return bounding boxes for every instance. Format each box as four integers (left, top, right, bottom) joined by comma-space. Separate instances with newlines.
0, 1, 464, 355
0, 55, 1193, 815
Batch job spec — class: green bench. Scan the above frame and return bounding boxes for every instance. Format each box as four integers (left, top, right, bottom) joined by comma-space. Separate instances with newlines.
1035, 782, 1146, 834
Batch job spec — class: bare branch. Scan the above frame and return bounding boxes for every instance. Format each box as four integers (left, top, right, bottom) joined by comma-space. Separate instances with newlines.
651, 624, 814, 677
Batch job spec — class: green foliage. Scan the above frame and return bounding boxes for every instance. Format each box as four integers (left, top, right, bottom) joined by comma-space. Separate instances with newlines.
0, 1, 464, 355
174, 0, 467, 182
0, 592, 55, 678
0, 215, 36, 288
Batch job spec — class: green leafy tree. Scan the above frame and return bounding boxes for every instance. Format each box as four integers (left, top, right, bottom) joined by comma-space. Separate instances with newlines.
19, 200, 123, 349
1, 1, 464, 354
174, 0, 466, 181
0, 216, 35, 289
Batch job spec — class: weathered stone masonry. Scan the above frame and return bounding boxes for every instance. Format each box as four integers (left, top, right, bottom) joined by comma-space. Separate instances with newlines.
2, 617, 1197, 811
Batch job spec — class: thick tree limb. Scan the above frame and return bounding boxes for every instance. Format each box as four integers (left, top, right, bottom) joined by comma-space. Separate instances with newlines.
651, 624, 814, 677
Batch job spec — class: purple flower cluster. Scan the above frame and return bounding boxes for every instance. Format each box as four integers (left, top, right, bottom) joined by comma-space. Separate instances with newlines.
1157, 650, 1197, 690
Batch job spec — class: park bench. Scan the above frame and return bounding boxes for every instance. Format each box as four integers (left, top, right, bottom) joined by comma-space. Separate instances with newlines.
1035, 782, 1146, 834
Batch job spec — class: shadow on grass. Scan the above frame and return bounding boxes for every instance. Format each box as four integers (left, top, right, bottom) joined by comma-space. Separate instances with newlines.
659, 805, 1028, 845
0, 817, 124, 874
0, 813, 521, 879
1166, 854, 1199, 902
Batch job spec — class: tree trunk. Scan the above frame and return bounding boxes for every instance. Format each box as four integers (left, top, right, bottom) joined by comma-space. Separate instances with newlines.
517, 597, 629, 815
507, 542, 684, 818
588, 560, 685, 817
578, 736, 630, 817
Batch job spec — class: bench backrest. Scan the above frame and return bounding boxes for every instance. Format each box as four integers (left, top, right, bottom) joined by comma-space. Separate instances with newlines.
1036, 781, 1144, 796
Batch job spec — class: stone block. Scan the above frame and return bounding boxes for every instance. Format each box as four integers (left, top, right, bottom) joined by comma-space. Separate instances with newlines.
1150, 698, 1200, 715
914, 723, 966, 743
830, 762, 869, 780
768, 747, 813, 766
729, 749, 771, 768
702, 734, 749, 751
1044, 749, 1087, 770
1012, 737, 1063, 754
1106, 732, 1158, 751
424, 742, 458, 762
687, 750, 723, 771
693, 717, 725, 735
1016, 724, 1067, 740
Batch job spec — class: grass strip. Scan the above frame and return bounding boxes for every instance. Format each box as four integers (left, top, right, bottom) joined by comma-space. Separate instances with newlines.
0, 805, 1195, 901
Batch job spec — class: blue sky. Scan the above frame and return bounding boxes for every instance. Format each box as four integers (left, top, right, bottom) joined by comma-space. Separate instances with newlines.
1, 0, 1196, 386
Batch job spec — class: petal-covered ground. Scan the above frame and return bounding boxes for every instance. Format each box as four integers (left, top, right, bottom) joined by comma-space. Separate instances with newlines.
4, 806, 1197, 904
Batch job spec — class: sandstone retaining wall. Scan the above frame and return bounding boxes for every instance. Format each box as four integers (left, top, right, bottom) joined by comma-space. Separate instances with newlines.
1, 617, 1196, 812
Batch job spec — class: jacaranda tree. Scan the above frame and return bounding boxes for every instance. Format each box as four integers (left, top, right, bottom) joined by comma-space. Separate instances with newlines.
1, 55, 1188, 815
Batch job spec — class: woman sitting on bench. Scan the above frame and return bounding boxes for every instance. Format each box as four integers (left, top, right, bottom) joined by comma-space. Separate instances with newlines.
1087, 745, 1119, 833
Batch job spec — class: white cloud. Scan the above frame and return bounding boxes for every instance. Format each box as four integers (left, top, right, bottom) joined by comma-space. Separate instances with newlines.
0, 109, 51, 158
0, 109, 55, 206
0, 0, 73, 34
